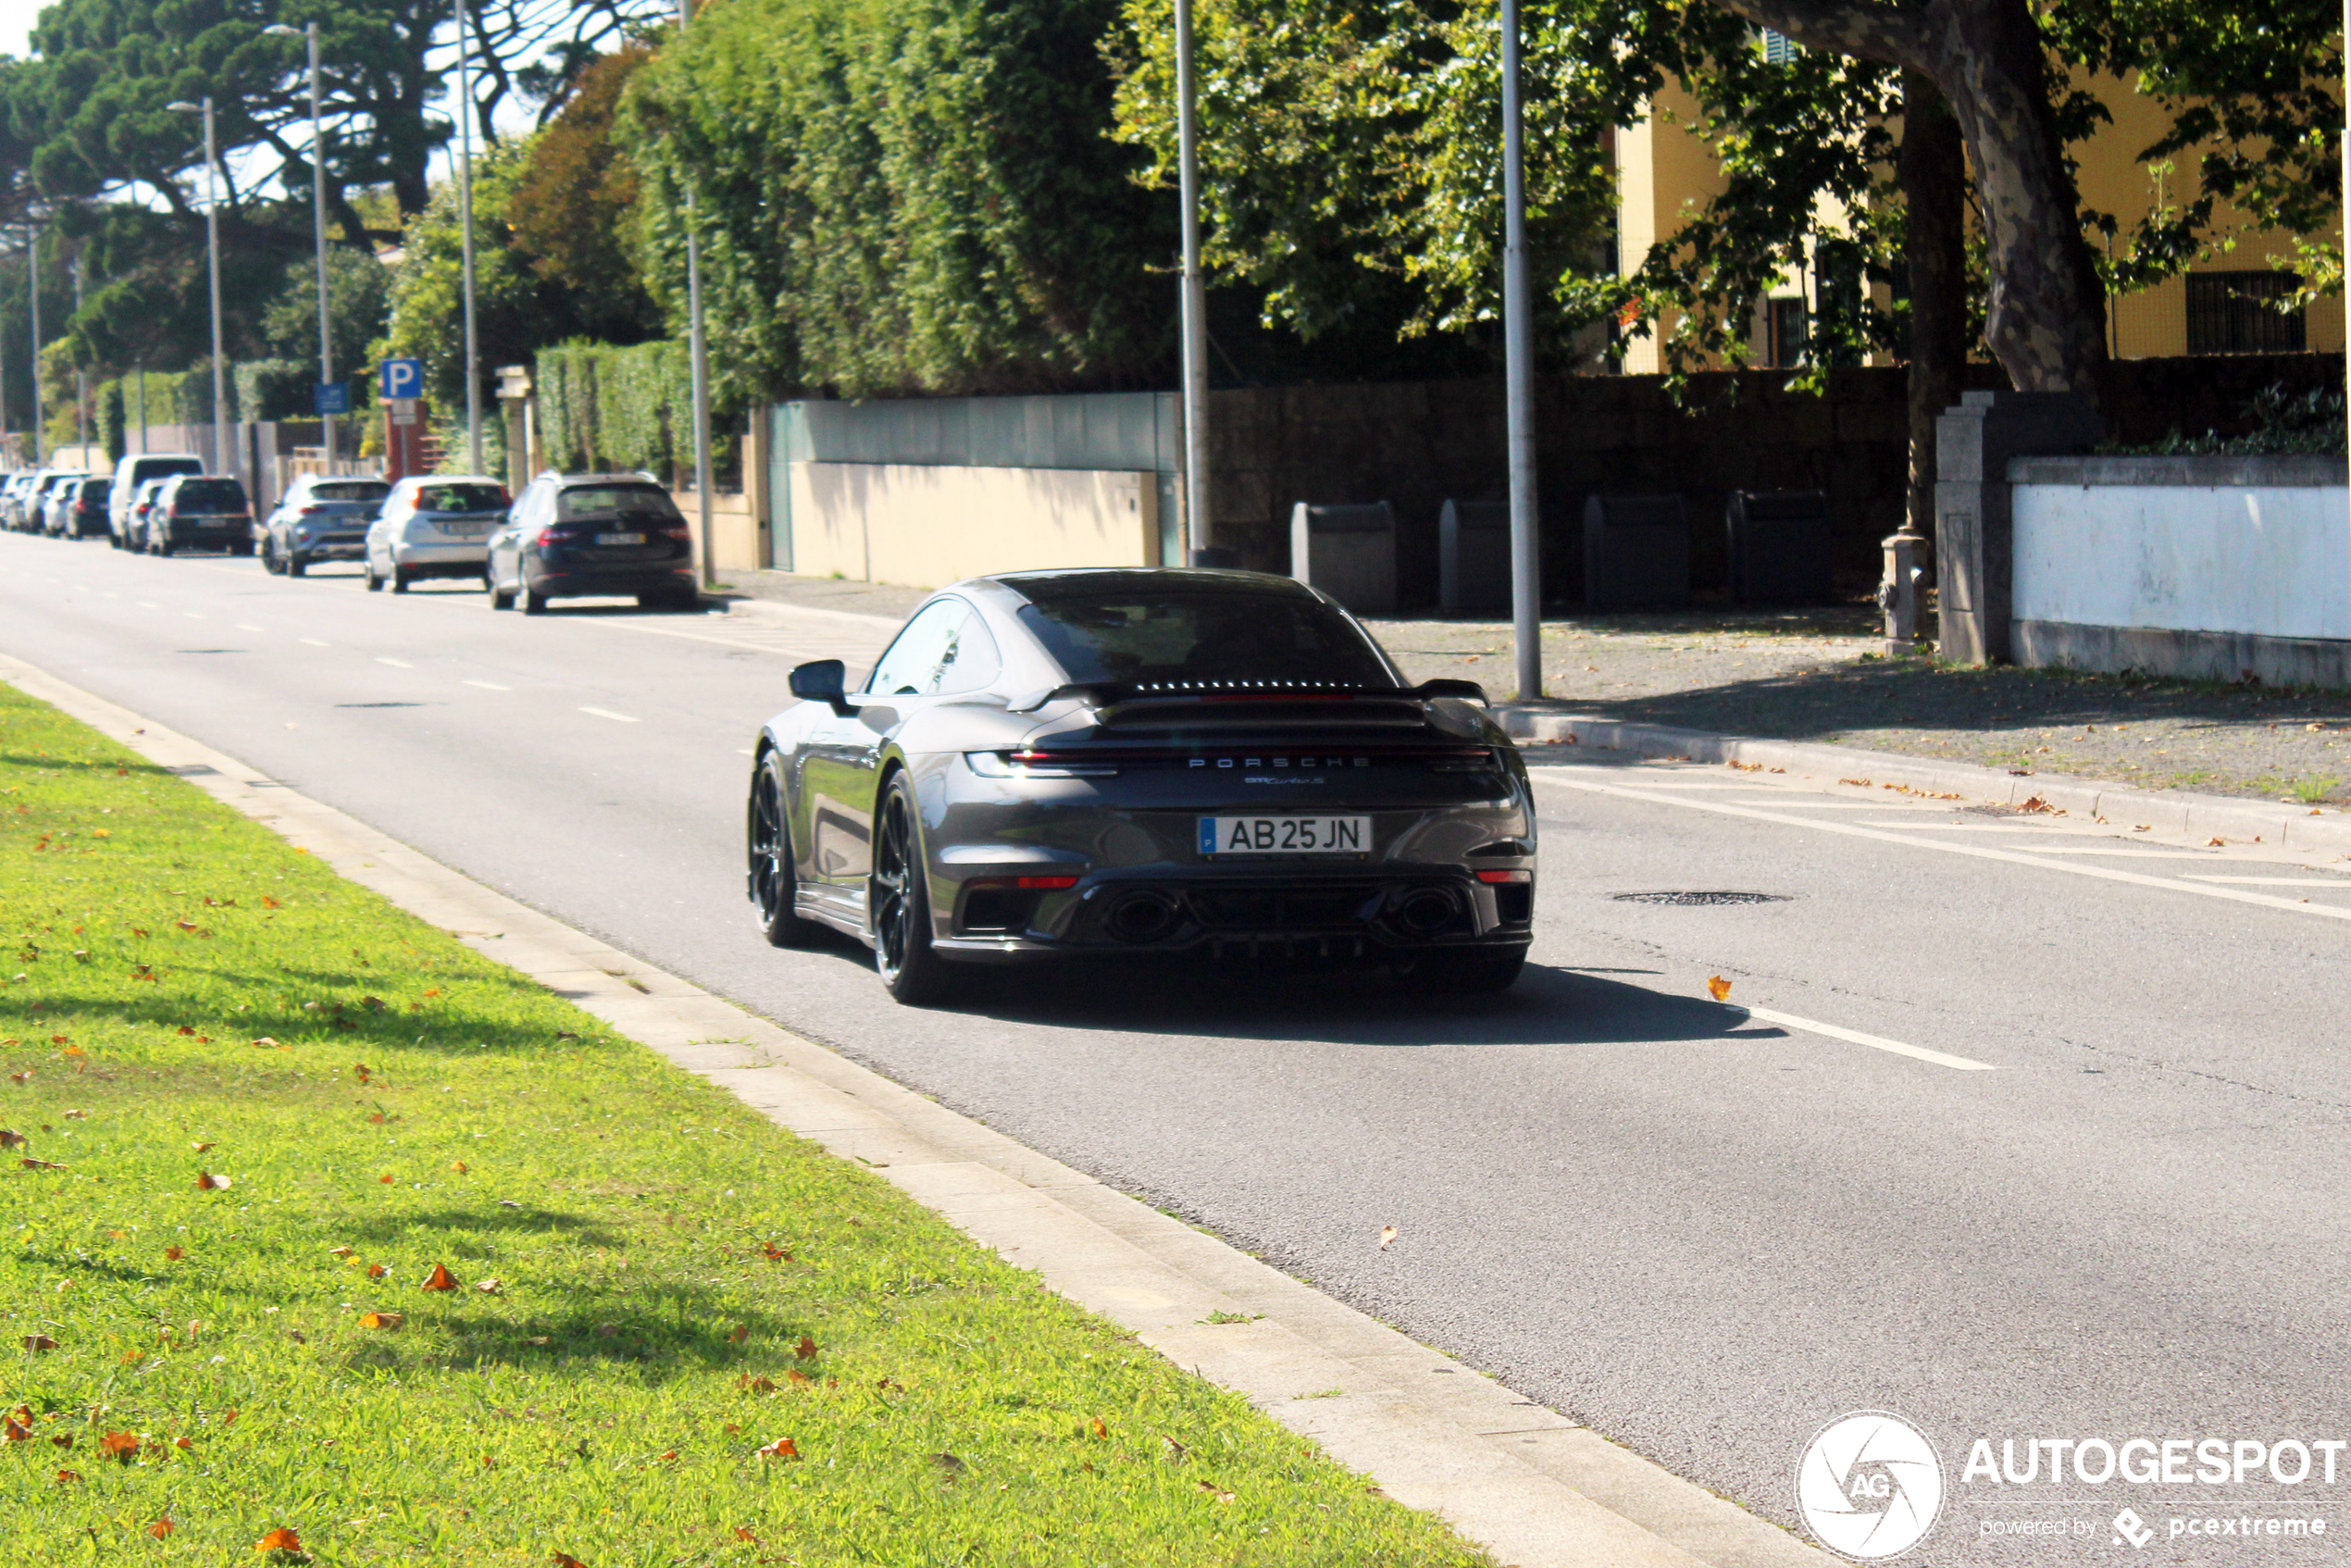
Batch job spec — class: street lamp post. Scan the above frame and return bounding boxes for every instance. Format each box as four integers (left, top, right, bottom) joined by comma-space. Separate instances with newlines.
1173, 0, 1209, 563
1500, 0, 1541, 699
267, 21, 337, 469
454, 0, 482, 474
678, 0, 715, 590
168, 97, 228, 473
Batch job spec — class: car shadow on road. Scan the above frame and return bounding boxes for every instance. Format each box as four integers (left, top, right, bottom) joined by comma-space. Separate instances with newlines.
938, 957, 1785, 1051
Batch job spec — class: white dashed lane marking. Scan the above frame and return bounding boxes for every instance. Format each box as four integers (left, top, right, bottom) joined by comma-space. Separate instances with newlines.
376, 657, 414, 668
463, 679, 511, 691
579, 706, 640, 724
1737, 1004, 1997, 1072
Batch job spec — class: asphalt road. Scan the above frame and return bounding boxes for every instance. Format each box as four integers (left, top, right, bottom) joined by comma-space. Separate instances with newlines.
6, 531, 2349, 1566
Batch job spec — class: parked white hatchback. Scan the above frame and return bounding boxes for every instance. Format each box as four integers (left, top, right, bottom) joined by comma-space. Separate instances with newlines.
364, 475, 510, 592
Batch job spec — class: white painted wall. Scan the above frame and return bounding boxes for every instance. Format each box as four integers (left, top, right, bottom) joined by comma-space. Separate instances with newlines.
2012, 482, 2351, 640
786, 462, 1159, 588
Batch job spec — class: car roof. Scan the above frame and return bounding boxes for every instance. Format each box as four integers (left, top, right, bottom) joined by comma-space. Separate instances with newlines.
987, 566, 1319, 603
397, 474, 501, 489
551, 472, 663, 487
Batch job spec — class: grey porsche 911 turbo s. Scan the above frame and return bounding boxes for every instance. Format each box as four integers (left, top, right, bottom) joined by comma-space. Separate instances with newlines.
745, 567, 1536, 1004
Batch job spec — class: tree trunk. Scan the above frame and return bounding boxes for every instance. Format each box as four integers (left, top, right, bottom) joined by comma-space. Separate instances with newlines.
1707, 0, 2108, 400
1899, 69, 1966, 553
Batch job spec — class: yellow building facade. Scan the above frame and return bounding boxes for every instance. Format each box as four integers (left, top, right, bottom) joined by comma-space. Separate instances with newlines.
1613, 67, 2345, 374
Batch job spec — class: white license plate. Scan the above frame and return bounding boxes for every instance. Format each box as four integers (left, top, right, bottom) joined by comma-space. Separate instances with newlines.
442, 521, 492, 536
1199, 815, 1371, 855
595, 531, 645, 546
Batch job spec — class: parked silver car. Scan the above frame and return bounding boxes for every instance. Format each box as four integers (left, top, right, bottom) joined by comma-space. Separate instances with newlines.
34, 473, 93, 536
364, 475, 508, 592
259, 474, 392, 576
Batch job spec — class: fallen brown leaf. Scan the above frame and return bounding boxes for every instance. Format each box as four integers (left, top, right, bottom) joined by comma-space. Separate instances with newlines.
1707, 975, 1733, 1002
1377, 1225, 1399, 1250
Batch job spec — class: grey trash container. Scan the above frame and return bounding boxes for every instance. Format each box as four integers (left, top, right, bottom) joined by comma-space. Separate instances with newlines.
1438, 499, 1511, 614
1726, 490, 1834, 605
1583, 493, 1689, 609
1290, 501, 1398, 614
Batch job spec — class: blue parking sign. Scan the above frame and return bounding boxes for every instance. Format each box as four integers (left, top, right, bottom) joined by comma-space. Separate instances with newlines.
379, 358, 425, 400
314, 381, 352, 416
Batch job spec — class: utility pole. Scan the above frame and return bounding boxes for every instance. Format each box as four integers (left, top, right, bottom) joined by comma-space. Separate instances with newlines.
137, 361, 147, 454
168, 98, 228, 471
679, 0, 715, 590
1501, 0, 1542, 699
71, 251, 85, 454
28, 225, 44, 467
1174, 0, 1210, 564
455, 0, 481, 474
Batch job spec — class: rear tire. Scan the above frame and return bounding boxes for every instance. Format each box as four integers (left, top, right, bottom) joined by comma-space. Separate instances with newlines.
391, 566, 411, 593
287, 553, 307, 578
870, 773, 957, 1005
521, 587, 547, 616
490, 579, 515, 610
749, 755, 829, 948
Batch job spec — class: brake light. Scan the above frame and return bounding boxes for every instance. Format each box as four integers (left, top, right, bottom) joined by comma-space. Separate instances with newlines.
1474, 869, 1532, 884
536, 529, 564, 547
299, 505, 323, 516
965, 875, 1080, 890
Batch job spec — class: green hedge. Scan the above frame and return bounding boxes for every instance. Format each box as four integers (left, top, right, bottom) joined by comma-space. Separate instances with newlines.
536, 339, 690, 474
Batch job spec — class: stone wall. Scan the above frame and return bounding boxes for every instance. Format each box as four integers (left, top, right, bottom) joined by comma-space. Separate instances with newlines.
1202, 353, 2346, 608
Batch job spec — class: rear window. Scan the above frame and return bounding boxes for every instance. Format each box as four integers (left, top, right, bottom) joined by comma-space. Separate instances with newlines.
173, 479, 248, 510
413, 482, 506, 513
1015, 591, 1397, 688
79, 479, 111, 501
315, 481, 390, 503
556, 484, 679, 522
131, 458, 203, 483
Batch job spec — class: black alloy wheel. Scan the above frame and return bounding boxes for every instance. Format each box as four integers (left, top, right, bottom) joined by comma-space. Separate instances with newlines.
749, 755, 829, 949
869, 774, 956, 1005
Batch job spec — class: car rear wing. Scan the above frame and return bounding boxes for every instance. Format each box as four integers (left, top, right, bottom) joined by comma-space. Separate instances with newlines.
1007, 678, 1487, 716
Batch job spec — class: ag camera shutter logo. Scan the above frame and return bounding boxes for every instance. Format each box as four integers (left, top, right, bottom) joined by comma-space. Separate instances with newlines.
1796, 1410, 1946, 1559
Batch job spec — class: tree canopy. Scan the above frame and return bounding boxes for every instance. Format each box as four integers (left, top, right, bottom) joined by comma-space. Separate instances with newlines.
619, 0, 1176, 401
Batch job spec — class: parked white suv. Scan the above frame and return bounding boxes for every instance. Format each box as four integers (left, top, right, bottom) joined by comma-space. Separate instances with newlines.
110, 454, 204, 547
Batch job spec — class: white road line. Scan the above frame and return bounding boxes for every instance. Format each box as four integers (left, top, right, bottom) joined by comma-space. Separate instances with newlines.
1717, 799, 1939, 811
299, 638, 330, 648
136, 601, 159, 608
1531, 770, 2351, 922
736, 748, 755, 756
579, 706, 640, 723
376, 657, 414, 668
1737, 1004, 1997, 1071
1859, 820, 2090, 832
462, 679, 511, 691
2182, 876, 2351, 886
238, 624, 267, 632
183, 612, 205, 620
2021, 847, 2246, 860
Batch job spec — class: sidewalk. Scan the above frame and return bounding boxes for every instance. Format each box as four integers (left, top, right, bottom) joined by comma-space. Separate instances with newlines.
1368, 607, 2351, 807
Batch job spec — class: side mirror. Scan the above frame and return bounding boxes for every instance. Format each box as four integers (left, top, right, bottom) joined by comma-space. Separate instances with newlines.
1414, 678, 1489, 703
790, 659, 854, 715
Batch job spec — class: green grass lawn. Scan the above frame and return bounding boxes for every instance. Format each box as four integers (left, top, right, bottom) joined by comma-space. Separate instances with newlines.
0, 682, 1490, 1567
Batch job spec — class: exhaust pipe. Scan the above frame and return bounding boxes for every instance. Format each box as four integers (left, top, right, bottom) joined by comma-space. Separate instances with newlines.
1390, 887, 1459, 936
1104, 890, 1181, 944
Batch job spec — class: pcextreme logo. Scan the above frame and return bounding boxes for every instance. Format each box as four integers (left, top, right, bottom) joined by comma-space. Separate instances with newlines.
1796, 1410, 1947, 1560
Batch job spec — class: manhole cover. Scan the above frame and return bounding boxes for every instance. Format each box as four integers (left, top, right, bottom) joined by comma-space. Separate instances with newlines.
1611, 890, 1791, 907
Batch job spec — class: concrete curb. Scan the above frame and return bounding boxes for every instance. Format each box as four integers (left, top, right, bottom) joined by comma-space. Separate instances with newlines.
1494, 707, 2351, 854
1, 651, 1834, 1568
